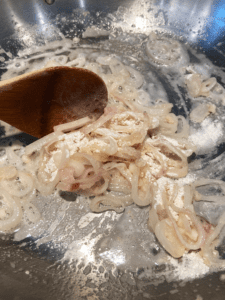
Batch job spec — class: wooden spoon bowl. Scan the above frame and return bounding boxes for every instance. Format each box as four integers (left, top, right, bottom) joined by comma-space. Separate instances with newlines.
0, 67, 108, 138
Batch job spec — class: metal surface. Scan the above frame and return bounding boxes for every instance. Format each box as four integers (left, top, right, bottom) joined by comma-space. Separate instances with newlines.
1, 0, 225, 299
0, 0, 225, 51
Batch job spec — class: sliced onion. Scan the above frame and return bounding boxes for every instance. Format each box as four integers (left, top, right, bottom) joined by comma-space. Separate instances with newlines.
144, 141, 168, 178
105, 191, 133, 206
193, 178, 225, 193
125, 66, 144, 89
79, 169, 108, 191
185, 73, 202, 97
114, 147, 141, 160
59, 167, 76, 184
53, 145, 69, 169
57, 181, 75, 192
85, 62, 104, 76
119, 128, 147, 147
0, 165, 17, 180
200, 77, 217, 96
110, 82, 138, 103
146, 35, 184, 66
108, 183, 131, 194
36, 172, 60, 196
100, 136, 118, 155
66, 56, 86, 68
94, 128, 120, 139
132, 101, 173, 117
193, 179, 225, 204
25, 132, 61, 156
152, 138, 188, 178
44, 60, 60, 68
131, 164, 152, 206
202, 212, 225, 266
92, 174, 110, 195
175, 116, 190, 139
155, 219, 186, 258
54, 55, 68, 65
1, 172, 34, 197
165, 188, 206, 250
108, 57, 125, 75
103, 162, 132, 183
0, 189, 22, 232
183, 185, 194, 210
67, 159, 85, 178
6, 145, 23, 169
190, 103, 216, 123
210, 82, 225, 103
159, 113, 178, 136
81, 106, 117, 135
72, 153, 101, 173
75, 173, 100, 189
22, 202, 41, 224
54, 117, 91, 133
96, 55, 112, 65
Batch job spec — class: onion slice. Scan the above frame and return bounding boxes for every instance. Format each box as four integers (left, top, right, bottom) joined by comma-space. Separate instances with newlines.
0, 189, 22, 232
54, 116, 92, 133
81, 106, 117, 135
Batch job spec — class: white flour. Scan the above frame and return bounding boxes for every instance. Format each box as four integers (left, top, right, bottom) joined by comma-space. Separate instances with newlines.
58, 131, 88, 155
153, 177, 173, 208
176, 173, 196, 185
189, 118, 223, 154
77, 212, 103, 229
168, 252, 209, 281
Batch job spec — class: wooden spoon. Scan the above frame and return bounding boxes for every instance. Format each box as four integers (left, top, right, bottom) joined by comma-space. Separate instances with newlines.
0, 66, 108, 138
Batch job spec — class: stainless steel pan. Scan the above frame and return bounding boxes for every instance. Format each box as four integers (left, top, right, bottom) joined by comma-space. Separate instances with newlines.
1, 1, 225, 299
